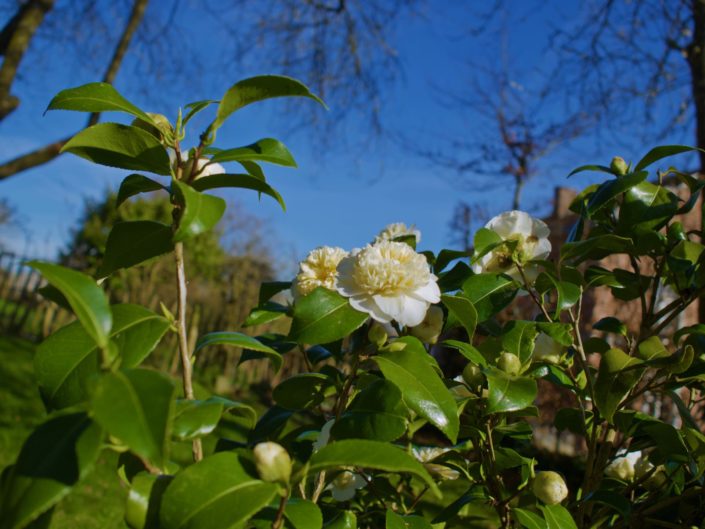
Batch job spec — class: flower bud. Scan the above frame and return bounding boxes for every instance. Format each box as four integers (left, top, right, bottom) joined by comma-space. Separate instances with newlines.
462, 363, 483, 388
610, 156, 629, 175
497, 352, 521, 376
367, 322, 388, 348
131, 113, 173, 141
532, 471, 568, 505
253, 442, 292, 484
408, 306, 444, 344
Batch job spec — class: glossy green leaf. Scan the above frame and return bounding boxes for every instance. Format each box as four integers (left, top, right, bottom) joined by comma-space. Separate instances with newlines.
36, 304, 169, 409
501, 321, 538, 364
332, 379, 408, 442
434, 249, 468, 274
437, 261, 473, 292
289, 288, 368, 345
0, 413, 102, 529
375, 336, 459, 443
212, 75, 325, 131
305, 439, 438, 495
324, 512, 357, 529
160, 452, 278, 529
484, 367, 537, 414
210, 138, 296, 167
636, 336, 668, 361
443, 340, 487, 367
535, 322, 573, 346
560, 235, 634, 263
633, 145, 705, 172
98, 221, 174, 277
172, 180, 226, 242
283, 499, 322, 529
182, 99, 218, 126
385, 510, 433, 529
462, 273, 517, 322
243, 303, 288, 327
191, 173, 285, 211
585, 170, 647, 217
472, 228, 503, 261
567, 164, 613, 177
593, 317, 627, 336
172, 399, 224, 441
441, 294, 477, 340
29, 262, 111, 348
539, 505, 577, 529
594, 348, 643, 423
537, 272, 580, 318
618, 181, 679, 233
92, 368, 176, 468
61, 123, 171, 175
273, 373, 332, 410
195, 332, 282, 371
512, 508, 547, 529
125, 473, 173, 529
116, 174, 166, 207
47, 82, 153, 122
258, 281, 292, 304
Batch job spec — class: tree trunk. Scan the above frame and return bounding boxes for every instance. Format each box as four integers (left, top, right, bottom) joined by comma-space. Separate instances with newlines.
0, 0, 55, 121
512, 176, 524, 210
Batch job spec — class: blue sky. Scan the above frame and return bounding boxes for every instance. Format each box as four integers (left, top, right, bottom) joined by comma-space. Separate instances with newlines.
0, 1, 696, 271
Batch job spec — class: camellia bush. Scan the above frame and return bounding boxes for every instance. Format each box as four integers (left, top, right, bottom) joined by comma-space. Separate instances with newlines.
0, 76, 704, 529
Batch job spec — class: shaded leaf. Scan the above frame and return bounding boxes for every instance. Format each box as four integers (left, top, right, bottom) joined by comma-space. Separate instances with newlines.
191, 173, 286, 211
172, 180, 226, 242
98, 221, 174, 277
116, 174, 166, 207
47, 82, 152, 122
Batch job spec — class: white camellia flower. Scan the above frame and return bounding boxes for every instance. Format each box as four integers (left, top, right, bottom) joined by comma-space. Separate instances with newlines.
336, 241, 440, 327
605, 450, 641, 481
534, 332, 563, 363
472, 210, 551, 282
374, 222, 421, 245
408, 305, 444, 344
292, 247, 349, 299
170, 148, 225, 179
329, 470, 367, 501
312, 419, 336, 452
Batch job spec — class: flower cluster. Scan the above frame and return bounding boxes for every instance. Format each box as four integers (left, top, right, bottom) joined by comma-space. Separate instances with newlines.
293, 224, 441, 328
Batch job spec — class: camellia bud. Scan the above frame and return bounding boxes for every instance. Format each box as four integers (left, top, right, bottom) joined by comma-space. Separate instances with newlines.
408, 305, 444, 344
497, 352, 521, 376
610, 156, 629, 175
253, 442, 292, 484
367, 322, 388, 348
462, 363, 483, 388
131, 112, 173, 141
532, 471, 568, 505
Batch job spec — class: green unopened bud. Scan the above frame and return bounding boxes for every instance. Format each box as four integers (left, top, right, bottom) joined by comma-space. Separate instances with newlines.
462, 363, 483, 388
131, 113, 174, 144
368, 322, 388, 348
532, 471, 568, 505
497, 352, 521, 376
253, 442, 291, 484
610, 156, 629, 175
408, 306, 444, 344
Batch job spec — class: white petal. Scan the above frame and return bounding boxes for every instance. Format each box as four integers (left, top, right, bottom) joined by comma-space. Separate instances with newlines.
349, 295, 391, 323
373, 295, 405, 320
411, 278, 441, 303
332, 484, 358, 501
396, 296, 430, 327
531, 238, 552, 260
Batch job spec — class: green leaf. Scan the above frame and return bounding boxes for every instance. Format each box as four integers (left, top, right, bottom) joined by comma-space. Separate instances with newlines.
210, 138, 296, 167
441, 294, 477, 340
560, 235, 634, 263
160, 452, 278, 529
0, 413, 102, 529
472, 228, 503, 261
28, 262, 111, 348
539, 505, 577, 529
195, 332, 282, 371
98, 221, 174, 277
36, 304, 169, 409
212, 75, 325, 132
567, 164, 613, 177
501, 321, 538, 364
125, 473, 173, 529
443, 340, 487, 367
537, 272, 580, 318
243, 303, 288, 327
182, 99, 218, 126
593, 317, 627, 336
288, 288, 368, 345
618, 182, 679, 233
191, 173, 286, 211
61, 123, 171, 175
172, 399, 224, 441
485, 367, 537, 414
172, 180, 226, 242
92, 368, 176, 468
586, 171, 648, 217
594, 348, 643, 423
535, 322, 573, 346
304, 439, 438, 495
434, 249, 468, 274
634, 145, 705, 172
284, 499, 322, 529
385, 510, 433, 529
46, 82, 153, 123
116, 174, 166, 207
259, 281, 292, 305
636, 336, 669, 361
462, 273, 517, 322
272, 373, 332, 410
375, 336, 459, 443
332, 379, 408, 442
324, 512, 357, 529
512, 508, 547, 529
